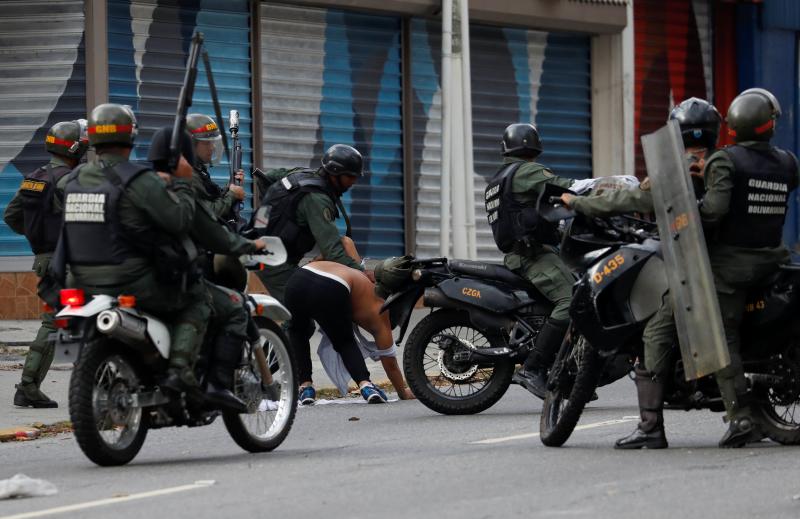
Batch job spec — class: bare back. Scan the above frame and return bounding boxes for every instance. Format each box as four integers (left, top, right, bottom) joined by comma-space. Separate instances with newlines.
305, 261, 392, 347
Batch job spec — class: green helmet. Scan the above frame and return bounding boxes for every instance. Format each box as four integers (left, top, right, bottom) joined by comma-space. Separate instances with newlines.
374, 255, 413, 299
726, 88, 781, 143
187, 113, 223, 165
88, 103, 138, 147
45, 120, 88, 159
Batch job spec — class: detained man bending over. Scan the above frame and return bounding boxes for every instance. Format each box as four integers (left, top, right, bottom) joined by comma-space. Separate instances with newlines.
284, 259, 414, 404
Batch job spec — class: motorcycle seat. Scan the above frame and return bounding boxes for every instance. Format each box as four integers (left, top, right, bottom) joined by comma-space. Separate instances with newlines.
449, 260, 534, 289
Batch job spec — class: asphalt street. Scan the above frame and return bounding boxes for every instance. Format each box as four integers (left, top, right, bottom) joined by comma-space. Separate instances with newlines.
1, 376, 799, 519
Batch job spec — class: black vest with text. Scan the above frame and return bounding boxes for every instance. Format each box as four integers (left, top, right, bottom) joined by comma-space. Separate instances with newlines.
18, 163, 72, 254
263, 170, 339, 264
717, 145, 798, 248
63, 162, 151, 265
485, 162, 541, 253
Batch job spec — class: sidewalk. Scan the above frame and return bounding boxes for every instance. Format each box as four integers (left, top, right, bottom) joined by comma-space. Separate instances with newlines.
0, 310, 427, 431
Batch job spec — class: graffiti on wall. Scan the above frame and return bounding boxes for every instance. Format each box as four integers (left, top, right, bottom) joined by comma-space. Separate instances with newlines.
0, 2, 86, 256
410, 19, 592, 259
108, 0, 253, 207
635, 0, 712, 178
261, 4, 405, 257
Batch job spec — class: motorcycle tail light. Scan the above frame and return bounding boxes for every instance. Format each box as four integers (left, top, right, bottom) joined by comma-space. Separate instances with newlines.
54, 318, 70, 329
118, 295, 136, 308
60, 288, 85, 307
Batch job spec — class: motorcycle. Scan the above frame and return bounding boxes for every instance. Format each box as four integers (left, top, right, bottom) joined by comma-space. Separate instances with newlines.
539, 209, 800, 447
54, 237, 299, 466
379, 254, 557, 415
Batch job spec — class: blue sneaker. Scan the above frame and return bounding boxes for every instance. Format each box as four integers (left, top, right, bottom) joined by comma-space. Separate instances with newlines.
299, 385, 316, 406
360, 383, 388, 404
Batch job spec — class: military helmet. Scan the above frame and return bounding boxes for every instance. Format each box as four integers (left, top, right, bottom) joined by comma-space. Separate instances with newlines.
187, 113, 223, 165
321, 144, 364, 177
726, 88, 781, 142
147, 126, 196, 172
45, 120, 88, 159
501, 123, 543, 159
669, 97, 722, 150
187, 113, 221, 140
374, 255, 413, 299
88, 103, 138, 147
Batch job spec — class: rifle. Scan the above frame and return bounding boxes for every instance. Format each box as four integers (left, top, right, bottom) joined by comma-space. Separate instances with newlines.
202, 50, 230, 164
168, 31, 204, 171
229, 109, 244, 223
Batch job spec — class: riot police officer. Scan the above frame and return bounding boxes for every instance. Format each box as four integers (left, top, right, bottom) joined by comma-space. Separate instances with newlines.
253, 144, 367, 304
148, 126, 268, 411
61, 103, 211, 395
561, 98, 722, 449
186, 113, 244, 220
701, 88, 799, 447
484, 123, 576, 398
4, 120, 88, 407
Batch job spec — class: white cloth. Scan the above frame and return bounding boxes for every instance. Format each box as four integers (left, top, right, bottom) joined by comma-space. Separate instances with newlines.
0, 474, 58, 499
570, 175, 640, 195
317, 326, 396, 395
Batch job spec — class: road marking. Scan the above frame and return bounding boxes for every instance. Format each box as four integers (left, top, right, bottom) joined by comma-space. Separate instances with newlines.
0, 480, 216, 519
471, 417, 638, 445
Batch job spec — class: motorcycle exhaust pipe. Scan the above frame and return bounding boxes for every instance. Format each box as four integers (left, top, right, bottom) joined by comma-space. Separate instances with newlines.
96, 309, 149, 346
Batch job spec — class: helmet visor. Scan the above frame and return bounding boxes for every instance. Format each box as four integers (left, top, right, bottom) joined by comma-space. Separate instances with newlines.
194, 134, 224, 166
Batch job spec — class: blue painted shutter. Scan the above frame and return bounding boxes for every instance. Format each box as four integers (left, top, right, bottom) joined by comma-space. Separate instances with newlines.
107, 0, 252, 216
261, 3, 404, 258
0, 1, 85, 257
411, 20, 592, 260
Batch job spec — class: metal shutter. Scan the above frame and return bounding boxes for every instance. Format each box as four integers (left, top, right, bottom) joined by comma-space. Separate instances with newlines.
108, 0, 252, 215
634, 0, 713, 178
260, 3, 405, 258
0, 0, 85, 257
411, 20, 592, 260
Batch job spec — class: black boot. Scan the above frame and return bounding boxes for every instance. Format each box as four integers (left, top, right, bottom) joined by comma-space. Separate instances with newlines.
615, 368, 668, 449
716, 377, 764, 448
13, 382, 58, 409
513, 319, 569, 399
205, 334, 248, 414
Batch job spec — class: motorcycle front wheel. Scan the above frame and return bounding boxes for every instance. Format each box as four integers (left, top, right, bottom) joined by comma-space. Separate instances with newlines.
540, 333, 602, 447
69, 340, 149, 466
223, 318, 298, 452
403, 309, 513, 415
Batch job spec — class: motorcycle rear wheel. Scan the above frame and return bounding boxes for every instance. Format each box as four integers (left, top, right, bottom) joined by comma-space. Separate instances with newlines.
69, 340, 149, 466
751, 349, 800, 445
403, 309, 513, 415
540, 334, 603, 447
223, 318, 298, 452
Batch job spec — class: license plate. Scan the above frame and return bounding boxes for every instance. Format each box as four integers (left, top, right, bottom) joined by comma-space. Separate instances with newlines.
53, 330, 82, 364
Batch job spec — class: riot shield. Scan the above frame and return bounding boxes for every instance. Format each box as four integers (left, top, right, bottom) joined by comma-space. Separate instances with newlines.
641, 121, 730, 380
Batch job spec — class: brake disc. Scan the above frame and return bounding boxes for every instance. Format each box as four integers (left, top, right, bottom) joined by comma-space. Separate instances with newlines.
436, 338, 479, 382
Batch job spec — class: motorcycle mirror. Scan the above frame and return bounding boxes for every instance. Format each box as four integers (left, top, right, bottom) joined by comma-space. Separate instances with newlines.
243, 236, 287, 267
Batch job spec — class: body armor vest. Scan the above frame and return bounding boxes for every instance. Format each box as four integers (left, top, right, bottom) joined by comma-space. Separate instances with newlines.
717, 145, 798, 248
63, 162, 151, 265
18, 163, 72, 254
263, 170, 340, 264
485, 162, 540, 253
196, 165, 224, 201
